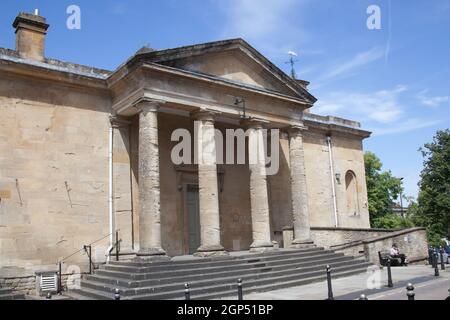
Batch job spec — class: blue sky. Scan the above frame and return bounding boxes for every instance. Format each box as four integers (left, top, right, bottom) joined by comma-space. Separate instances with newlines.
1, 0, 449, 201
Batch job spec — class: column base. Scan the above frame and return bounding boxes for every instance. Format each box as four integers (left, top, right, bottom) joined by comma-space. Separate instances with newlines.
291, 239, 315, 249
250, 241, 277, 253
194, 245, 228, 258
134, 248, 170, 262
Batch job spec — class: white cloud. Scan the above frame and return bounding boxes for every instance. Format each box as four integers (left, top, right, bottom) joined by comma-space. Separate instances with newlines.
218, 0, 301, 39
368, 118, 442, 136
216, 0, 310, 56
317, 46, 385, 82
314, 85, 444, 136
417, 89, 449, 107
314, 85, 407, 124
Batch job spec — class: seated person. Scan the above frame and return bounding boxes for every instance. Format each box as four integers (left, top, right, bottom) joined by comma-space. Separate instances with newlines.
390, 244, 407, 266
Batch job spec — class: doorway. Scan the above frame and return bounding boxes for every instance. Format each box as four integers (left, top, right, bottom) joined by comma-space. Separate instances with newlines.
185, 184, 201, 254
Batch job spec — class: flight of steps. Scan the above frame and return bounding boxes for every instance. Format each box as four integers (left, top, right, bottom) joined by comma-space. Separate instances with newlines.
67, 247, 371, 300
0, 287, 25, 300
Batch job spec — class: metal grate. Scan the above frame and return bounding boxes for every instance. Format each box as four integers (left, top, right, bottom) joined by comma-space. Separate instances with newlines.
40, 274, 57, 292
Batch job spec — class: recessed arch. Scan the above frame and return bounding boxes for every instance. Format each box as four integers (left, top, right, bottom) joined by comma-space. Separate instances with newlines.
345, 170, 360, 215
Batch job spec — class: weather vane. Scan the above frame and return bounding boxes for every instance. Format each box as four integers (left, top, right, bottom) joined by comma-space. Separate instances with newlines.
286, 51, 299, 80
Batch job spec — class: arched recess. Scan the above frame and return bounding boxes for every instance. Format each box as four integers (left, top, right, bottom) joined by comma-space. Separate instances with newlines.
345, 170, 359, 215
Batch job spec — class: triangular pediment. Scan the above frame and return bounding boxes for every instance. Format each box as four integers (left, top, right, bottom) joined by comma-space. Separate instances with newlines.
136, 39, 316, 103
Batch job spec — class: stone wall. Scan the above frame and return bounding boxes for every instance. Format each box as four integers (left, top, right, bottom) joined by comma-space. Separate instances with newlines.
0, 275, 35, 295
303, 129, 370, 229
311, 227, 394, 248
361, 228, 429, 264
312, 227, 428, 265
0, 72, 115, 278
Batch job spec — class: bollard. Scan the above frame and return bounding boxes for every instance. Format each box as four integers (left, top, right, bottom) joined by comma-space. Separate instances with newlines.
114, 288, 120, 300
46, 292, 52, 300
446, 289, 450, 301
326, 265, 334, 300
406, 283, 415, 301
58, 261, 63, 295
431, 249, 437, 269
428, 247, 434, 265
184, 283, 191, 301
359, 294, 368, 300
440, 247, 446, 271
433, 253, 440, 277
237, 279, 243, 301
387, 258, 393, 288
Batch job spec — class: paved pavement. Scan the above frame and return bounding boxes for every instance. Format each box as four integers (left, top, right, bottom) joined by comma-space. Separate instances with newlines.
224, 264, 450, 300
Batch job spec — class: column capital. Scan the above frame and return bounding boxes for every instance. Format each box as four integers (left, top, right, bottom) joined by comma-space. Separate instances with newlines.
288, 124, 308, 137
191, 108, 221, 123
240, 118, 269, 129
133, 98, 165, 114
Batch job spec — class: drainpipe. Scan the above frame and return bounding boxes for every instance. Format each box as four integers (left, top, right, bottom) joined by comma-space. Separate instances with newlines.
326, 136, 338, 227
106, 119, 115, 262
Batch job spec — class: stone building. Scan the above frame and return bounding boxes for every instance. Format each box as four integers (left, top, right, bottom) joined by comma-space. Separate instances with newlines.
0, 12, 384, 286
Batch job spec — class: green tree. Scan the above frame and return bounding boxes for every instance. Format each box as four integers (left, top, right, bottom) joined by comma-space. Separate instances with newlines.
372, 214, 415, 229
364, 151, 403, 224
413, 129, 450, 245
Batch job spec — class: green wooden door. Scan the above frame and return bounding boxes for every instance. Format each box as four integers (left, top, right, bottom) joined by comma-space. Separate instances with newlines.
186, 185, 200, 254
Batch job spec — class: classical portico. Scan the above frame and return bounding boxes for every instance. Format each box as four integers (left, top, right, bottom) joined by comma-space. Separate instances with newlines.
107, 40, 318, 257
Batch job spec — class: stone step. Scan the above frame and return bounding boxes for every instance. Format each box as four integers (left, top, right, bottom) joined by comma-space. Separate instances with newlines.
0, 287, 25, 300
88, 254, 354, 288
0, 288, 13, 295
70, 247, 373, 300
130, 263, 371, 300
106, 247, 323, 268
96, 252, 346, 281
79, 259, 369, 297
100, 249, 338, 275
74, 263, 368, 301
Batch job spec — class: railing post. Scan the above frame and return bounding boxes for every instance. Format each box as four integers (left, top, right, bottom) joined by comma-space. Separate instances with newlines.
387, 258, 393, 288
58, 261, 63, 294
185, 283, 191, 300
114, 288, 121, 300
326, 265, 334, 300
433, 252, 440, 277
439, 247, 445, 271
116, 230, 119, 262
359, 294, 368, 300
406, 283, 415, 301
237, 279, 243, 300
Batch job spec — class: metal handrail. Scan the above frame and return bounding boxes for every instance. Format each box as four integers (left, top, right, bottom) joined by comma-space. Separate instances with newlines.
59, 232, 114, 263
56, 230, 119, 294
109, 230, 122, 262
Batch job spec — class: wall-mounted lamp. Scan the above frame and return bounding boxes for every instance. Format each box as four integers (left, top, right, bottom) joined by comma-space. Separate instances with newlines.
335, 173, 341, 185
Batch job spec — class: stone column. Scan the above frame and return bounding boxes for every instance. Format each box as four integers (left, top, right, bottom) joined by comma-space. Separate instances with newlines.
135, 99, 167, 258
288, 125, 313, 247
244, 119, 274, 252
193, 110, 227, 256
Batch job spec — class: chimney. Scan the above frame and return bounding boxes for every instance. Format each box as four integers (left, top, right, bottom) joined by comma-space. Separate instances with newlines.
12, 11, 49, 61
